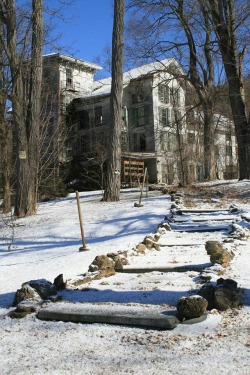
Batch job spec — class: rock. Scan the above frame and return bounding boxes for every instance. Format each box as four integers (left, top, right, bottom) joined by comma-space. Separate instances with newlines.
205, 241, 223, 255
160, 223, 171, 231
153, 243, 161, 251
198, 278, 242, 311
136, 243, 147, 254
88, 255, 116, 278
9, 303, 37, 319
177, 295, 208, 319
54, 274, 67, 290
13, 285, 41, 306
143, 236, 154, 249
154, 233, 161, 242
214, 287, 242, 311
114, 256, 123, 270
214, 278, 242, 311
198, 284, 215, 310
24, 279, 57, 299
205, 241, 233, 267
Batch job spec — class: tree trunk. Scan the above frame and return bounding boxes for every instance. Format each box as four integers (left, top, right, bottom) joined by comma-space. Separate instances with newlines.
203, 102, 216, 180
209, 0, 250, 179
103, 0, 124, 201
1, 123, 12, 213
12, 0, 44, 216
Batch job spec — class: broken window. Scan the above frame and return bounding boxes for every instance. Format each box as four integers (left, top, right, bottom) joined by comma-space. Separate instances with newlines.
158, 84, 170, 103
77, 110, 89, 130
132, 105, 149, 127
66, 67, 73, 88
159, 107, 171, 127
94, 106, 103, 127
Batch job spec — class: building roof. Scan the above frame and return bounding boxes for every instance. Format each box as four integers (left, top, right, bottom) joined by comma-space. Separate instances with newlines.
43, 53, 102, 71
88, 58, 180, 97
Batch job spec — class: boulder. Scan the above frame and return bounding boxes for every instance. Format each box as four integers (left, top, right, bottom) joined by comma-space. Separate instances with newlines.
198, 284, 215, 310
177, 295, 208, 319
143, 236, 154, 249
54, 274, 67, 290
214, 278, 242, 311
25, 279, 57, 299
9, 302, 37, 319
198, 278, 242, 311
88, 255, 116, 278
13, 285, 41, 306
136, 243, 147, 254
205, 241, 233, 267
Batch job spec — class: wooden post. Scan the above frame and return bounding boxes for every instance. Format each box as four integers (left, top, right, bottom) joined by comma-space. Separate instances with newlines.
76, 191, 89, 251
134, 167, 147, 207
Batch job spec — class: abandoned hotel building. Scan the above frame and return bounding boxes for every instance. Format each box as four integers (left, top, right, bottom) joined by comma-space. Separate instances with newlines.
43, 53, 238, 186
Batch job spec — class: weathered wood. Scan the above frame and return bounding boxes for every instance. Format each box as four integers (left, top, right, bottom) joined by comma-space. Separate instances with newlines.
37, 303, 179, 330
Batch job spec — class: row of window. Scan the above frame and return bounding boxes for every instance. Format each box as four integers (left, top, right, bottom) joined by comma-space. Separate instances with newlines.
76, 105, 184, 130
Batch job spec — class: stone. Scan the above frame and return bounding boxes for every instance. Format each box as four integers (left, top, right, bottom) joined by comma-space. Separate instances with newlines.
154, 233, 161, 242
160, 223, 172, 231
198, 278, 242, 311
136, 243, 146, 254
114, 256, 123, 270
214, 278, 242, 311
88, 255, 116, 278
205, 241, 233, 267
153, 243, 161, 251
177, 295, 208, 319
13, 285, 41, 306
214, 287, 242, 311
143, 236, 154, 249
54, 274, 67, 290
198, 284, 215, 310
24, 279, 57, 299
9, 303, 37, 319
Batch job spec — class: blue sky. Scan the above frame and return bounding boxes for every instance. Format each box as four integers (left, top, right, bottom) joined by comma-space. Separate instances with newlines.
45, 0, 114, 63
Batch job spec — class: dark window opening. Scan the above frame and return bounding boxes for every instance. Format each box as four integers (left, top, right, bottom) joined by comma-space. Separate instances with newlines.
66, 68, 73, 88
94, 106, 103, 126
78, 110, 89, 130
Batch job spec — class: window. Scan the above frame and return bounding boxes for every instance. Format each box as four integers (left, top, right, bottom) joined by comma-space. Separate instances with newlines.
158, 84, 170, 103
66, 68, 73, 88
226, 133, 231, 142
132, 133, 146, 151
159, 107, 171, 127
167, 132, 177, 152
131, 93, 148, 104
132, 105, 149, 127
77, 110, 89, 130
94, 106, 103, 126
170, 88, 181, 106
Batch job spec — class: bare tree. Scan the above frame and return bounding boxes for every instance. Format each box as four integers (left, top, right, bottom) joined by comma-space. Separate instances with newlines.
207, 0, 250, 179
0, 0, 43, 217
126, 0, 225, 180
103, 0, 125, 201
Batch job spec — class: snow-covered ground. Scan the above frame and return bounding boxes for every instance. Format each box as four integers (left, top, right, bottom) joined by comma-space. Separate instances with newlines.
0, 180, 250, 375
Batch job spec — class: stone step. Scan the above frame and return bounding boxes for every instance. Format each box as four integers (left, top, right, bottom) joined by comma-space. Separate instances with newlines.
169, 215, 239, 223
168, 222, 232, 232
174, 209, 232, 214
37, 302, 179, 330
117, 264, 209, 273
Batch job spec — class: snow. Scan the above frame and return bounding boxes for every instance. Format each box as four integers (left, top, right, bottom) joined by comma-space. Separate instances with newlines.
0, 181, 250, 374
